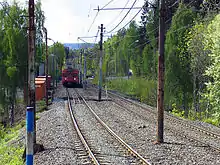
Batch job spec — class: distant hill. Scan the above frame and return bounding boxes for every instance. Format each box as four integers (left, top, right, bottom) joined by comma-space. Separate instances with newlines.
63, 43, 95, 50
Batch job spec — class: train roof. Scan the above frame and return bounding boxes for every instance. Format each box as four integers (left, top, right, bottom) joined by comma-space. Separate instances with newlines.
62, 68, 79, 72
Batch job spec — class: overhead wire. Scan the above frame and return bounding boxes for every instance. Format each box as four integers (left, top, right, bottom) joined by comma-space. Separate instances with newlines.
84, 0, 196, 48
105, 0, 130, 28
107, 0, 196, 42
108, 5, 143, 34
105, 0, 138, 34
87, 0, 115, 33
87, 11, 99, 33
100, 0, 115, 10
94, 29, 100, 43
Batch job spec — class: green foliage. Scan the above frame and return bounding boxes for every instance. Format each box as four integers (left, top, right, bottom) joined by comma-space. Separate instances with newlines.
36, 100, 46, 113
203, 14, 220, 116
0, 1, 47, 126
6, 66, 17, 78
86, 1, 220, 127
165, 3, 197, 116
48, 42, 66, 78
0, 122, 25, 164
171, 103, 185, 118
107, 78, 157, 106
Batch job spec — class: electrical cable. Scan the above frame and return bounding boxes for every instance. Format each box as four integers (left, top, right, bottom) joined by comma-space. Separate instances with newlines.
105, 0, 138, 33
107, 0, 197, 41
94, 29, 100, 43
105, 0, 130, 28
87, 0, 115, 33
87, 11, 99, 33
100, 0, 115, 10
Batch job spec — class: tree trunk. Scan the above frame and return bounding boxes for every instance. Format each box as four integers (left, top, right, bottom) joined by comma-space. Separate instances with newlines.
193, 74, 197, 119
183, 90, 189, 118
9, 100, 14, 127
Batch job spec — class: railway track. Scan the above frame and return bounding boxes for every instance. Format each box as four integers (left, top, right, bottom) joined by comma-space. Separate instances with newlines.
66, 89, 99, 164
66, 88, 151, 165
105, 90, 220, 152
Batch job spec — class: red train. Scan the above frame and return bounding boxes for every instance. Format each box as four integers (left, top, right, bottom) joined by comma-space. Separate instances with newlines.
62, 68, 82, 88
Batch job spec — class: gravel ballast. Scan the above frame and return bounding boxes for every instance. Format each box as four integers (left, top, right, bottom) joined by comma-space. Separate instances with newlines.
34, 84, 86, 165
80, 87, 220, 165
70, 88, 142, 164
32, 83, 220, 164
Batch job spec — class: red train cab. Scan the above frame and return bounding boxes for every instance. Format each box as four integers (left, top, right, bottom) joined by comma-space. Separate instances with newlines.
62, 68, 82, 87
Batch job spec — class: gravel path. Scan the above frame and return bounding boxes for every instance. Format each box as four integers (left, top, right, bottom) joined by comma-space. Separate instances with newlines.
80, 87, 220, 165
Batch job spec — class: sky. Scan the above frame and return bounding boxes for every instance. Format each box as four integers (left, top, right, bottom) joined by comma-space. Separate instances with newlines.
7, 0, 145, 45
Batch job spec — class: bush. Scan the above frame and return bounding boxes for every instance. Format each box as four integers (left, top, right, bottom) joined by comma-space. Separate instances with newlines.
107, 77, 157, 106
0, 122, 25, 164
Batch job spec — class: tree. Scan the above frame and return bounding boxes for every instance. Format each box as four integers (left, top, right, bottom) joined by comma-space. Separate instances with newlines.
165, 3, 196, 116
203, 14, 220, 124
186, 21, 211, 118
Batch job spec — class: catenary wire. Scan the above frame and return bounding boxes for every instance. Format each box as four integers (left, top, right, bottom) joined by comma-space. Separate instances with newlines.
105, 0, 130, 28
105, 0, 138, 33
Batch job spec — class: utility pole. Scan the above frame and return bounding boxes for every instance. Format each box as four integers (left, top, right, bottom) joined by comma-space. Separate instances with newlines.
55, 58, 58, 87
98, 24, 104, 101
52, 55, 54, 101
157, 0, 165, 143
44, 28, 49, 107
84, 50, 87, 89
27, 0, 35, 164
80, 49, 83, 85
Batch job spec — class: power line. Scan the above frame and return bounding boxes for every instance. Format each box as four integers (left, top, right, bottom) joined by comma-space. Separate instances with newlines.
107, 0, 196, 38
87, 11, 99, 33
106, 5, 143, 34
78, 36, 98, 38
105, 0, 138, 33
100, 0, 115, 10
78, 37, 91, 44
94, 29, 100, 43
94, 7, 142, 10
106, 0, 130, 28
87, 0, 115, 33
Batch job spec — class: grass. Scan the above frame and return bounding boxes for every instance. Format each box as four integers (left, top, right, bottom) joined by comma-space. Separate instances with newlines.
36, 100, 47, 113
0, 122, 25, 165
94, 76, 220, 127
106, 77, 157, 107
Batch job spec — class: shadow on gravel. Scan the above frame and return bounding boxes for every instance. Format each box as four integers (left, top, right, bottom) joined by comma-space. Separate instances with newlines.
163, 141, 209, 148
43, 146, 76, 152
53, 98, 65, 102
86, 98, 112, 102
59, 97, 73, 101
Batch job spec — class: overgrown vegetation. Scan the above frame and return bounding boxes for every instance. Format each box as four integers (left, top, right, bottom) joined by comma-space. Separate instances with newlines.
0, 1, 66, 127
106, 78, 157, 106
87, 1, 220, 127
0, 122, 25, 165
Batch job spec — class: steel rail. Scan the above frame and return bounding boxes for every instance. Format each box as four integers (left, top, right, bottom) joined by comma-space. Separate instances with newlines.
107, 90, 220, 140
88, 85, 220, 152
105, 90, 220, 152
75, 89, 151, 165
113, 97, 220, 153
66, 89, 100, 165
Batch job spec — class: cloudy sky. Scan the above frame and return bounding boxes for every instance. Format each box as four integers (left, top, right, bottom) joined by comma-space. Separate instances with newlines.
8, 0, 145, 44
